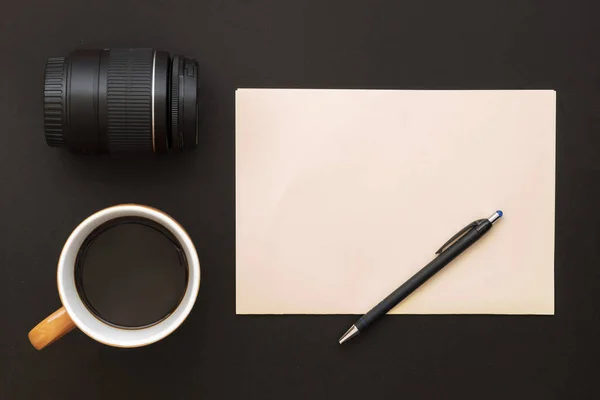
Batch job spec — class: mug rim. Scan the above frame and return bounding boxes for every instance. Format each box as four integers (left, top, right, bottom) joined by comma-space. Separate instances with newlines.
57, 204, 200, 348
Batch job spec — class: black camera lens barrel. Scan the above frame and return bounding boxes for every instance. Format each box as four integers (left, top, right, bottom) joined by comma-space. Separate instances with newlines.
43, 48, 199, 154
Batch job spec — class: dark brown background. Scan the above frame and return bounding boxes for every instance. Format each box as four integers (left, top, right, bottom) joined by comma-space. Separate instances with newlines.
1, 1, 599, 399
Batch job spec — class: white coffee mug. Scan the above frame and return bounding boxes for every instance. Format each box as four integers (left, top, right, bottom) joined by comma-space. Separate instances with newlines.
28, 204, 200, 350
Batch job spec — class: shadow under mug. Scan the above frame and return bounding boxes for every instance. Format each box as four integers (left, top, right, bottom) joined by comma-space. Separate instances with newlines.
28, 204, 201, 350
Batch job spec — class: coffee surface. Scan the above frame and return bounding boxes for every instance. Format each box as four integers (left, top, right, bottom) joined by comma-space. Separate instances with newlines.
75, 217, 188, 328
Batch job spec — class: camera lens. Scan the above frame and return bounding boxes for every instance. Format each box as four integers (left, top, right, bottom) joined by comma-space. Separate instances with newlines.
43, 49, 199, 154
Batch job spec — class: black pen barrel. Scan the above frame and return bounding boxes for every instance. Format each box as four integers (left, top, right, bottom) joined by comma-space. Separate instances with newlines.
355, 220, 492, 330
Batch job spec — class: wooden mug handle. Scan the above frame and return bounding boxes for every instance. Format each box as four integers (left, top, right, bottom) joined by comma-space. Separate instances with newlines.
28, 307, 76, 350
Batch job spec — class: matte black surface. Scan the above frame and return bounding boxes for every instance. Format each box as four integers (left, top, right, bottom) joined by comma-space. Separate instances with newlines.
1, 1, 599, 399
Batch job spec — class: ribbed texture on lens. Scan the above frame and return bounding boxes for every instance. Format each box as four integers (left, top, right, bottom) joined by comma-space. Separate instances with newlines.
170, 58, 180, 149
107, 49, 153, 152
170, 67, 180, 136
43, 57, 66, 146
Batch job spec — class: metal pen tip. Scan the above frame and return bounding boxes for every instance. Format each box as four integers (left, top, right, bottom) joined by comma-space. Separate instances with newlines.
339, 325, 359, 344
488, 210, 503, 224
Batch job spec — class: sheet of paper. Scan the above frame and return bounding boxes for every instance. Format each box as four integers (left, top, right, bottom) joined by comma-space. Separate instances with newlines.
236, 89, 555, 315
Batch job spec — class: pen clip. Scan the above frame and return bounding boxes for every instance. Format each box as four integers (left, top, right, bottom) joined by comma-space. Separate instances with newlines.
435, 219, 486, 255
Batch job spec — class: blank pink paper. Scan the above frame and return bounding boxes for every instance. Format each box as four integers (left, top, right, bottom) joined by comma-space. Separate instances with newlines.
236, 89, 555, 315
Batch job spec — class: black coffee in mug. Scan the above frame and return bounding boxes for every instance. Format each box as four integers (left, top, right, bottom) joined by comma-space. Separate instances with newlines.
74, 217, 188, 328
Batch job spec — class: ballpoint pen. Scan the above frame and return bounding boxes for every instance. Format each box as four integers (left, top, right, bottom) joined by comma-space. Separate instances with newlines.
339, 210, 503, 344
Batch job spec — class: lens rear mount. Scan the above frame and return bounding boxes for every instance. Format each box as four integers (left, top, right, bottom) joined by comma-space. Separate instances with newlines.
170, 55, 199, 152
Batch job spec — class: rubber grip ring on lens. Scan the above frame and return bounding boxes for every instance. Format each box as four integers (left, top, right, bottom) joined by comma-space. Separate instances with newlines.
106, 49, 153, 153
43, 57, 67, 147
170, 56, 182, 151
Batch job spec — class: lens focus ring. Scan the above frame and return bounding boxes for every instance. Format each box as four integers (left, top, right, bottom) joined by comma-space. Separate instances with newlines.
43, 57, 67, 147
170, 56, 181, 151
106, 49, 154, 152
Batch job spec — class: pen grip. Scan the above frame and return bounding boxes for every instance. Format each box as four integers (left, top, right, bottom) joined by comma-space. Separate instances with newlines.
356, 223, 489, 331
